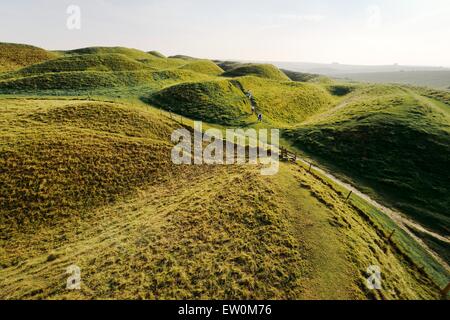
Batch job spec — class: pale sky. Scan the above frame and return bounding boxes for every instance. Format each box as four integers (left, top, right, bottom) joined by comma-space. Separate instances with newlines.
1, 0, 450, 66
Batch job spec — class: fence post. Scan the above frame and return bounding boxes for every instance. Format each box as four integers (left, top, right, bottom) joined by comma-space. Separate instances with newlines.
346, 191, 353, 201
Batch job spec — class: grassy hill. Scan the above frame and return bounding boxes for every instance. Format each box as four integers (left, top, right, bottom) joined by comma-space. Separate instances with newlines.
0, 43, 449, 300
222, 63, 290, 81
0, 43, 58, 73
66, 46, 151, 59
235, 76, 335, 126
149, 76, 335, 127
168, 55, 200, 60
0, 71, 155, 91
65, 46, 186, 71
281, 69, 323, 82
0, 69, 214, 96
215, 60, 245, 71
0, 45, 217, 96
148, 51, 166, 59
179, 60, 224, 76
0, 54, 147, 79
0, 64, 214, 97
149, 79, 251, 126
284, 85, 450, 239
0, 99, 178, 233
0, 98, 444, 299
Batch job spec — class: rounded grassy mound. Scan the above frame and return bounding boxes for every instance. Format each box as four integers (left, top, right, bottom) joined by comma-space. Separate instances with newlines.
148, 69, 212, 83
222, 63, 290, 81
66, 46, 151, 59
281, 69, 326, 83
236, 76, 335, 125
150, 79, 251, 125
2, 54, 146, 78
148, 51, 166, 58
0, 100, 178, 231
284, 86, 450, 236
0, 43, 58, 73
0, 68, 214, 93
0, 70, 153, 91
168, 55, 199, 60
65, 47, 187, 71
179, 60, 224, 76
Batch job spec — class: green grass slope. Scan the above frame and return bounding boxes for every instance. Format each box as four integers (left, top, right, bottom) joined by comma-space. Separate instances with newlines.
148, 51, 166, 58
179, 60, 224, 76
215, 60, 244, 72
149, 79, 252, 126
0, 43, 57, 73
413, 87, 450, 105
65, 46, 186, 71
0, 99, 179, 234
281, 69, 323, 82
0, 71, 153, 91
149, 76, 335, 127
0, 44, 447, 300
284, 85, 450, 238
222, 63, 290, 81
168, 55, 200, 60
0, 98, 443, 299
0, 54, 147, 79
0, 68, 212, 95
236, 76, 335, 126
66, 46, 151, 59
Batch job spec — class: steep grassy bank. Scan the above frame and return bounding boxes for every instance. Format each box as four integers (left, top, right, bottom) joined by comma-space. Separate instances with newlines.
148, 79, 252, 126
284, 85, 450, 238
235, 76, 336, 126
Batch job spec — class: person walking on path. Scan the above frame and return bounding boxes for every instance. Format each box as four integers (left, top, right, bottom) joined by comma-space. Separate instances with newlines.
258, 113, 263, 122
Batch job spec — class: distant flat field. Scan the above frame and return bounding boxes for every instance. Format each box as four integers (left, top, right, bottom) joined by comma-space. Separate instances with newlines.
336, 71, 450, 89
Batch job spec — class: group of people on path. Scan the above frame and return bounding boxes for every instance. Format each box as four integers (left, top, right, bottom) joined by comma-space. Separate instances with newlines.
245, 90, 263, 122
